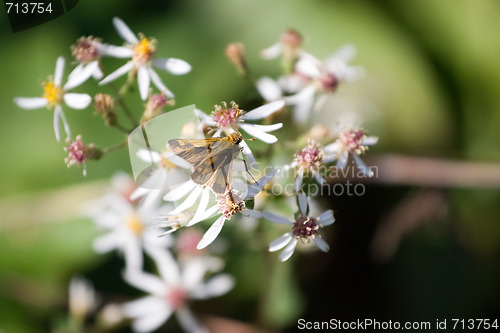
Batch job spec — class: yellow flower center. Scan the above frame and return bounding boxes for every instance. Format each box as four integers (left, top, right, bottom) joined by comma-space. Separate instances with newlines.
126, 214, 144, 234
161, 155, 177, 170
43, 81, 62, 107
133, 37, 156, 64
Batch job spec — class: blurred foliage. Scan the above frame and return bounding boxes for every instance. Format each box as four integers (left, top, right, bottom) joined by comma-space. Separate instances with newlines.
1, 0, 500, 332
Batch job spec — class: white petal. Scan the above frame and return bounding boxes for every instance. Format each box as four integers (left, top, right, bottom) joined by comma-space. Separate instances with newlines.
122, 296, 167, 318
318, 210, 335, 226
113, 17, 139, 44
163, 180, 196, 201
13, 97, 47, 109
194, 109, 216, 126
239, 140, 256, 169
168, 186, 202, 215
99, 44, 133, 58
193, 274, 235, 299
137, 66, 151, 100
58, 106, 71, 139
187, 204, 219, 226
197, 216, 225, 249
53, 107, 62, 142
136, 149, 161, 163
341, 65, 365, 82
362, 136, 379, 146
260, 42, 283, 60
256, 77, 282, 101
240, 100, 285, 120
92, 232, 120, 253
314, 237, 330, 252
239, 123, 278, 144
286, 85, 316, 124
336, 152, 349, 170
153, 58, 191, 75
295, 56, 321, 78
294, 172, 303, 192
269, 233, 292, 252
65, 62, 98, 90
297, 192, 308, 215
147, 67, 174, 98
241, 209, 262, 218
353, 154, 373, 177
124, 270, 165, 295
314, 173, 326, 185
190, 189, 210, 224
54, 56, 65, 87
123, 236, 143, 273
325, 44, 357, 66
263, 211, 291, 225
131, 307, 171, 333
144, 245, 180, 285
247, 123, 283, 133
324, 141, 341, 155
243, 168, 277, 199
175, 307, 209, 333
64, 93, 91, 110
99, 62, 134, 85
279, 238, 298, 261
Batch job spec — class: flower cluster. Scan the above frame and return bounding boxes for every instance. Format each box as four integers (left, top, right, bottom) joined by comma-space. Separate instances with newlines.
15, 20, 379, 332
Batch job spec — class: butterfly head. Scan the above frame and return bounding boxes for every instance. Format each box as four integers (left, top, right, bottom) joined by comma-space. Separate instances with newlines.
228, 131, 243, 144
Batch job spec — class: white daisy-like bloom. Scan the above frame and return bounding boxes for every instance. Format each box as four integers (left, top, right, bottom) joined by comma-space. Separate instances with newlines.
324, 127, 378, 177
67, 36, 132, 89
68, 276, 98, 323
87, 191, 172, 273
264, 193, 335, 262
122, 246, 234, 333
130, 145, 192, 210
13, 56, 92, 141
194, 168, 277, 250
284, 139, 327, 192
99, 17, 191, 100
195, 100, 285, 167
285, 44, 365, 124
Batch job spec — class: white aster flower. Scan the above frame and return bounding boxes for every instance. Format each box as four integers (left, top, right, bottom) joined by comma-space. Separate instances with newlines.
67, 36, 131, 89
324, 127, 378, 177
285, 139, 327, 191
195, 100, 285, 166
285, 44, 365, 124
194, 168, 277, 250
160, 179, 217, 234
264, 193, 335, 262
122, 246, 234, 333
99, 17, 191, 100
130, 144, 192, 210
87, 191, 172, 273
13, 56, 92, 141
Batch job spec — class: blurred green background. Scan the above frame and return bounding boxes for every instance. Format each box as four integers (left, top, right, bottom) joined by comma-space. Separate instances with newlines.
1, 0, 500, 332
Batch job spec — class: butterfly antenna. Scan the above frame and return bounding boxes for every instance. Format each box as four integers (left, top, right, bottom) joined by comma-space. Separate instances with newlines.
242, 159, 258, 185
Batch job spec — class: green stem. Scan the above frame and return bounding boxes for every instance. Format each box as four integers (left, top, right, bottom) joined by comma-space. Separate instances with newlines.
102, 140, 128, 155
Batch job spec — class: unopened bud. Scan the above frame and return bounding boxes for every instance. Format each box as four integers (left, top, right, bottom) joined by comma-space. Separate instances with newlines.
141, 93, 174, 123
94, 94, 116, 126
225, 43, 248, 76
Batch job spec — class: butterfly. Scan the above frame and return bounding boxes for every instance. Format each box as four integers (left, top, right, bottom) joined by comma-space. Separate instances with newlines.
168, 131, 246, 195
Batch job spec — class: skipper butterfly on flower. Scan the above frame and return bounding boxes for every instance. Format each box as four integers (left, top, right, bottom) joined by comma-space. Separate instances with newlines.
168, 131, 248, 195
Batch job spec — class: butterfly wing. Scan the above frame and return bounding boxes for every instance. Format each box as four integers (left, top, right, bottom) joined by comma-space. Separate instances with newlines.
169, 137, 242, 195
168, 138, 216, 166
